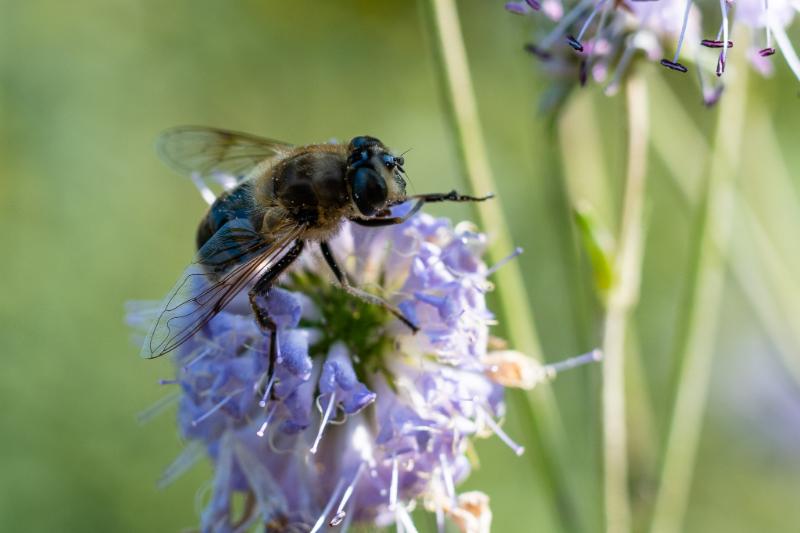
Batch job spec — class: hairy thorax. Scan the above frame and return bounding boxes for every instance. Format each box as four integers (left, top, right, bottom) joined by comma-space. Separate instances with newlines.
252, 144, 353, 242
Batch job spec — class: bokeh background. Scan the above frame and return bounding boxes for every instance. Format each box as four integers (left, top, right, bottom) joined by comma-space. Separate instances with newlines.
2, 1, 799, 532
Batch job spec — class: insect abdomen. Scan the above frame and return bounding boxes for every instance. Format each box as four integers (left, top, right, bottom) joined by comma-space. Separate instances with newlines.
196, 183, 257, 251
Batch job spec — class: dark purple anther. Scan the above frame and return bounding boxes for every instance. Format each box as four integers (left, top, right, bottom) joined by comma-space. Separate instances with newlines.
579, 59, 588, 86
504, 2, 527, 14
716, 54, 726, 76
526, 0, 542, 9
701, 39, 734, 48
524, 43, 552, 60
660, 59, 688, 73
566, 35, 584, 52
759, 47, 776, 57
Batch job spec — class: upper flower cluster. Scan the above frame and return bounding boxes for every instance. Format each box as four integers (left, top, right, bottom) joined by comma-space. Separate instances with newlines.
505, 0, 800, 105
131, 186, 594, 532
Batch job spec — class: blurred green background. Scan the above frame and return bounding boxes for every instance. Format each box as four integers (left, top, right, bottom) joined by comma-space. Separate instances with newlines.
2, 1, 799, 532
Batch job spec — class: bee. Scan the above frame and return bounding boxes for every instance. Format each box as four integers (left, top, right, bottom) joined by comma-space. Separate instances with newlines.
142, 126, 491, 380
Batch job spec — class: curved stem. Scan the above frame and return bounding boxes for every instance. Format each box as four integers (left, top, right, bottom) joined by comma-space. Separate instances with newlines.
418, 0, 580, 531
601, 74, 648, 533
649, 36, 750, 533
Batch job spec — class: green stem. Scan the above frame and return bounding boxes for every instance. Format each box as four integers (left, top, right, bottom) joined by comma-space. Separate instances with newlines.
649, 42, 750, 533
418, 0, 581, 531
601, 74, 649, 533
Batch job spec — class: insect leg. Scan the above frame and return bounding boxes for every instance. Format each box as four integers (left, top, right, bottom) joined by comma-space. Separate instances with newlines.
248, 239, 306, 396
350, 190, 493, 227
410, 190, 494, 204
349, 200, 424, 227
319, 241, 419, 333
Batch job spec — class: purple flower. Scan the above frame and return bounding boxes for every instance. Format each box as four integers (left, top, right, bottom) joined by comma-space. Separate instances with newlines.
129, 174, 602, 532
507, 0, 799, 105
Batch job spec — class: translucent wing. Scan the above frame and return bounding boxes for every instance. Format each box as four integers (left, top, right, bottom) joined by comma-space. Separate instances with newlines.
156, 126, 293, 182
141, 218, 305, 358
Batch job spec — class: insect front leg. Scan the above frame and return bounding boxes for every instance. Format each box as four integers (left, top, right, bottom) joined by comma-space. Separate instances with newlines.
248, 239, 305, 398
319, 241, 419, 334
410, 190, 494, 204
350, 190, 493, 227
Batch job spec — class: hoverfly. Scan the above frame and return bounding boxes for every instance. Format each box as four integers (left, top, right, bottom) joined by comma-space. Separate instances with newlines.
142, 126, 491, 382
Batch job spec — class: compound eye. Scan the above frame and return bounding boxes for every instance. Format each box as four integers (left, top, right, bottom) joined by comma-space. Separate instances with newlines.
352, 167, 388, 216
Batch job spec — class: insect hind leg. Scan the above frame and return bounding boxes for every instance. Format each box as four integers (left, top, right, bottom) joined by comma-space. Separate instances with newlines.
248, 239, 306, 399
319, 241, 419, 333
249, 293, 279, 396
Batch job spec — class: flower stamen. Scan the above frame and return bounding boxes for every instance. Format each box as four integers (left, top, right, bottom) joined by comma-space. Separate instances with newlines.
310, 478, 346, 533
718, 0, 730, 65
485, 247, 523, 277
439, 453, 458, 508
543, 348, 603, 377
389, 453, 400, 510
257, 373, 276, 408
329, 463, 365, 527
538, 0, 593, 50
136, 392, 179, 425
701, 40, 734, 48
661, 0, 693, 72
477, 404, 525, 456
436, 505, 446, 533
191, 389, 242, 427
396, 504, 419, 533
182, 347, 211, 372
310, 392, 336, 454
256, 403, 278, 437
763, 0, 773, 52
567, 0, 607, 52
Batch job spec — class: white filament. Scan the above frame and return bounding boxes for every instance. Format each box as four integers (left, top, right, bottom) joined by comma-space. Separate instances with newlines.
576, 0, 607, 42
478, 405, 525, 456
672, 0, 694, 62
439, 453, 458, 508
310, 478, 346, 533
191, 389, 242, 427
389, 454, 399, 510
310, 392, 336, 454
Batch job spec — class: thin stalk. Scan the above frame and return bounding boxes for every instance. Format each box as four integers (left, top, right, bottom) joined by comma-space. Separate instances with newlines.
418, 0, 581, 531
649, 43, 750, 533
601, 74, 648, 533
557, 86, 615, 532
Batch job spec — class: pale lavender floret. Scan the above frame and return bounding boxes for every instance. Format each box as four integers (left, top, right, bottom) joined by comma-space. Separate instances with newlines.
255, 287, 303, 328
279, 371, 317, 434
273, 330, 313, 398
319, 342, 377, 414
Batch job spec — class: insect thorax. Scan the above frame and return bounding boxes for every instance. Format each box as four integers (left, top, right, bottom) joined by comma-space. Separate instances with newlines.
267, 149, 351, 232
